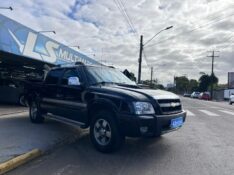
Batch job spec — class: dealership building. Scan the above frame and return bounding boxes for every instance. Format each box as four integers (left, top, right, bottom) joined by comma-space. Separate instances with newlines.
0, 14, 99, 104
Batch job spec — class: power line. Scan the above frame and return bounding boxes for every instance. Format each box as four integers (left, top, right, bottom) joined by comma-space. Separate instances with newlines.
113, 0, 133, 32
203, 4, 234, 20
113, 0, 152, 78
164, 4, 234, 37
148, 12, 234, 47
113, 0, 138, 40
118, 0, 138, 34
212, 32, 234, 50
164, 5, 234, 35
146, 12, 234, 48
142, 50, 150, 68
148, 4, 234, 43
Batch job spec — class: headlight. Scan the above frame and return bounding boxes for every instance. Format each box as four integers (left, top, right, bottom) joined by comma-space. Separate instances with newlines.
133, 102, 155, 115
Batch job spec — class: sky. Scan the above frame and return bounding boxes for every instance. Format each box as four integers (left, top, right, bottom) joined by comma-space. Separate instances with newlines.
1, 0, 234, 85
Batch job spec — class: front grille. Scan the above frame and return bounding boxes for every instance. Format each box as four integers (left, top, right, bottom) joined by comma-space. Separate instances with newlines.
157, 99, 182, 115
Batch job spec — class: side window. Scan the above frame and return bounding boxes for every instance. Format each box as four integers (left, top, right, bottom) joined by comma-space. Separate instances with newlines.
61, 69, 82, 85
45, 69, 63, 85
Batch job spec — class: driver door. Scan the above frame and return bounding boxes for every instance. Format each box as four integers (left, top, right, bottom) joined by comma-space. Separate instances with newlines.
56, 68, 87, 123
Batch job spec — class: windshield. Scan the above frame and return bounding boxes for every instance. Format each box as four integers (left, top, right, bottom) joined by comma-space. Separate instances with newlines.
86, 66, 136, 86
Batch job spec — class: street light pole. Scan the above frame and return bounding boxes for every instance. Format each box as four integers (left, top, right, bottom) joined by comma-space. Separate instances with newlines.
69, 45, 80, 49
137, 26, 173, 84
144, 26, 173, 46
38, 30, 56, 34
0, 6, 13, 10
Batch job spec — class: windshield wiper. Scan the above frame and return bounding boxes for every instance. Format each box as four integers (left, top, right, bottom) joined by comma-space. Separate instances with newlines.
90, 81, 115, 86
115, 82, 139, 88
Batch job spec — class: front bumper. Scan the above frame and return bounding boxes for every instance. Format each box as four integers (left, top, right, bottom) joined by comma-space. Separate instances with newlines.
119, 110, 187, 137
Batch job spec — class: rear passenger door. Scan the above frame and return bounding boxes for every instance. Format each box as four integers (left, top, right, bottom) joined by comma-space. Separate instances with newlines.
56, 68, 87, 123
40, 69, 64, 115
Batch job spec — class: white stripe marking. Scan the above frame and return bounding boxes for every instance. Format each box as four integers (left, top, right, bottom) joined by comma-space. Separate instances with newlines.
186, 110, 195, 116
218, 110, 234, 116
0, 112, 28, 119
199, 110, 219, 116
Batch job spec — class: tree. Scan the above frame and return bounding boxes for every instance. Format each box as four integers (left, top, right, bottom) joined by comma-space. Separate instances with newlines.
188, 79, 199, 92
123, 69, 136, 82
199, 74, 210, 91
174, 76, 189, 93
210, 73, 218, 85
156, 84, 165, 90
141, 79, 162, 89
198, 74, 218, 92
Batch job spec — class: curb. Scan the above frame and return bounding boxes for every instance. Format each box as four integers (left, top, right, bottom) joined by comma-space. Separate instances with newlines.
0, 111, 28, 119
0, 110, 28, 116
0, 149, 42, 175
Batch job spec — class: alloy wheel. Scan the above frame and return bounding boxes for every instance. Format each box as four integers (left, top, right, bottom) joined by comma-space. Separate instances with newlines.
93, 119, 112, 146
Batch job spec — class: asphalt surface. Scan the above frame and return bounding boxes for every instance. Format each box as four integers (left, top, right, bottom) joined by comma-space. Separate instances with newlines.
7, 98, 234, 175
0, 104, 27, 115
0, 109, 81, 163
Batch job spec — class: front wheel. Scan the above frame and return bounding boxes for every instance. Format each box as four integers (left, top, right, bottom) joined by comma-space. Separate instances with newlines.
29, 101, 44, 123
230, 102, 233, 105
90, 110, 125, 153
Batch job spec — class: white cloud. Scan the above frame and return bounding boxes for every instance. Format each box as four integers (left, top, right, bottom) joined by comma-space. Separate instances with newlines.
1, 0, 234, 85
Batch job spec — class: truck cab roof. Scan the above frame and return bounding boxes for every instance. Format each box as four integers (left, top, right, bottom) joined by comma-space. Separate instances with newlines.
51, 62, 112, 71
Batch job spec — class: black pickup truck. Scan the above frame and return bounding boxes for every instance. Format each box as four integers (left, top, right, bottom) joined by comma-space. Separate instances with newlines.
27, 63, 186, 153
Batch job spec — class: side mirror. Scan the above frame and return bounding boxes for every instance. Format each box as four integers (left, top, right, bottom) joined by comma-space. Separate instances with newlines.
68, 77, 80, 86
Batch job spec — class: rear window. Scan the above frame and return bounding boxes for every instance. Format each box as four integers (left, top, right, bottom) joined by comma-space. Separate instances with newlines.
45, 69, 64, 85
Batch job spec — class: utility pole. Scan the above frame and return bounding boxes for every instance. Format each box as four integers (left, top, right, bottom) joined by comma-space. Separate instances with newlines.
150, 67, 153, 86
207, 51, 219, 100
138, 35, 143, 84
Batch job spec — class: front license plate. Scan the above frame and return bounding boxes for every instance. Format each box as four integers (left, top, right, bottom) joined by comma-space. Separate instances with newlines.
170, 117, 183, 129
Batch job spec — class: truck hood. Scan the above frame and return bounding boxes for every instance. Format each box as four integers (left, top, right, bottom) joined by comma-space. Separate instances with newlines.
118, 87, 180, 100
93, 84, 179, 101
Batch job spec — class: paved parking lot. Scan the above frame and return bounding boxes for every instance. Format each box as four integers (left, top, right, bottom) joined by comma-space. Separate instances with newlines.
0, 104, 27, 116
0, 105, 82, 164
5, 98, 234, 175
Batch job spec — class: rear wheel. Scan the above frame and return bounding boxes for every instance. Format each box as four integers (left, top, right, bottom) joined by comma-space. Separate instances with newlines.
230, 102, 233, 105
29, 100, 44, 123
90, 110, 125, 153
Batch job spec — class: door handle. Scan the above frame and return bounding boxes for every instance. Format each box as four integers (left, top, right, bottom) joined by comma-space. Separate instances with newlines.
56, 94, 63, 98
56, 87, 63, 98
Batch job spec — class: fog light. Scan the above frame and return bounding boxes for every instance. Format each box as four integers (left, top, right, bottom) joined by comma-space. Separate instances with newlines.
140, 126, 148, 133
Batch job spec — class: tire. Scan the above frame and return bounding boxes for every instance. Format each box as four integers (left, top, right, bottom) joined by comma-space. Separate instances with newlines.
90, 110, 125, 153
230, 102, 233, 105
29, 100, 44, 123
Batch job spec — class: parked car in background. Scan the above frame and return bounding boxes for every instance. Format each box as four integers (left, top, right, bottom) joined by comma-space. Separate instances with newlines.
199, 92, 210, 100
137, 83, 150, 89
229, 94, 234, 105
191, 92, 200, 98
183, 93, 191, 97
0, 78, 27, 106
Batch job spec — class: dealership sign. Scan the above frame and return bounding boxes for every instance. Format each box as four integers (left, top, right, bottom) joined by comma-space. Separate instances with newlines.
228, 72, 234, 89
0, 14, 99, 65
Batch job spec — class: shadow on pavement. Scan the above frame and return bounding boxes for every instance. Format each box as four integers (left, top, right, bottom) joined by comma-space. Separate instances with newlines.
54, 133, 172, 175
6, 124, 177, 175
0, 103, 28, 116
0, 114, 81, 164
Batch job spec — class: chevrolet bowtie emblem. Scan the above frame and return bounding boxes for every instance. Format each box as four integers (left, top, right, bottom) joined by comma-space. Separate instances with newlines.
171, 102, 177, 107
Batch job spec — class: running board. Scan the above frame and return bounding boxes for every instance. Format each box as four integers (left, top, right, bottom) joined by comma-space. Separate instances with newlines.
44, 113, 86, 128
